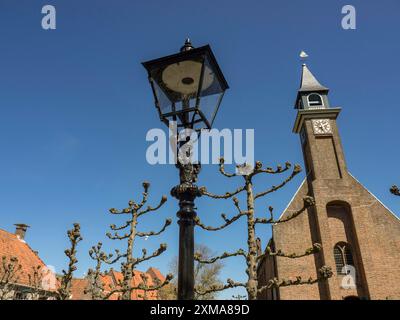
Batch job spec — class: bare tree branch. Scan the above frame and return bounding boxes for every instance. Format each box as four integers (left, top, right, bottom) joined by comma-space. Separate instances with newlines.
255, 196, 315, 225
194, 211, 247, 231
138, 195, 168, 217
195, 278, 246, 296
254, 164, 302, 199
110, 220, 131, 231
257, 243, 322, 261
137, 219, 172, 237
101, 249, 127, 265
218, 157, 237, 178
195, 249, 246, 264
250, 161, 292, 177
136, 273, 175, 299
132, 244, 167, 268
257, 266, 333, 294
200, 185, 246, 199
232, 197, 244, 213
390, 185, 400, 196
106, 231, 130, 240
194, 195, 249, 231
136, 181, 150, 210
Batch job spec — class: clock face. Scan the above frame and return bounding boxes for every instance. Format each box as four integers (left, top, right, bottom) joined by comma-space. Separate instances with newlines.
312, 119, 332, 135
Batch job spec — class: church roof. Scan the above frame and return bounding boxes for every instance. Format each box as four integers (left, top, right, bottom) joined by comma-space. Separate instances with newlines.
298, 64, 329, 92
0, 228, 48, 288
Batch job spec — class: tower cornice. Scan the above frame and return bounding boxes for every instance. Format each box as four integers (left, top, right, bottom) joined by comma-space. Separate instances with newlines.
292, 108, 341, 133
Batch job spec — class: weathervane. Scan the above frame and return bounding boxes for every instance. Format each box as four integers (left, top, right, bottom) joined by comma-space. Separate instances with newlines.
299, 50, 309, 64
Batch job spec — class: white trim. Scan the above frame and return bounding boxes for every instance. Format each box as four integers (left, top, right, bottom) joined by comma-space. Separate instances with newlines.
348, 172, 400, 221
16, 235, 26, 243
307, 93, 324, 107
278, 177, 307, 221
292, 107, 341, 133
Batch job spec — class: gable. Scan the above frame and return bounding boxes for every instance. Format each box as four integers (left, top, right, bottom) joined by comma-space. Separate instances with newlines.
278, 178, 309, 222
348, 172, 400, 223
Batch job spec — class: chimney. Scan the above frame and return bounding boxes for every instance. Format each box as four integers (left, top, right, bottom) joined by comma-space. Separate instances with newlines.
14, 224, 30, 240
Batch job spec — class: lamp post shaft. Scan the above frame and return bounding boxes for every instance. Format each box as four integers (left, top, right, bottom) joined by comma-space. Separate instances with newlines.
177, 194, 196, 300
171, 161, 201, 300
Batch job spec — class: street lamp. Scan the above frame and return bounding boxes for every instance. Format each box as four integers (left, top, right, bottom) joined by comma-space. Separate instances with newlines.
142, 39, 229, 131
142, 39, 229, 299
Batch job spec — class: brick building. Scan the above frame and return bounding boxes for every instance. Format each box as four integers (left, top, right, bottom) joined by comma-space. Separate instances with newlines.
0, 224, 166, 300
70, 267, 165, 300
0, 224, 57, 299
257, 64, 400, 300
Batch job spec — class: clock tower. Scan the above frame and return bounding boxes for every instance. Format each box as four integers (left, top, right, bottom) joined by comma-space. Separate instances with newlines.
293, 64, 346, 182
257, 63, 400, 300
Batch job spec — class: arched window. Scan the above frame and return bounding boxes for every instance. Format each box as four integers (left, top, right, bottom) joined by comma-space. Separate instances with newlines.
307, 94, 324, 108
333, 242, 354, 275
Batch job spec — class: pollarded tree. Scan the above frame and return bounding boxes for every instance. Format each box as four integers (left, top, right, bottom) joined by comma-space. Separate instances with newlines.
27, 265, 49, 300
58, 223, 82, 300
194, 158, 332, 300
0, 256, 22, 300
0, 258, 54, 300
97, 182, 173, 300
390, 185, 400, 196
85, 242, 107, 300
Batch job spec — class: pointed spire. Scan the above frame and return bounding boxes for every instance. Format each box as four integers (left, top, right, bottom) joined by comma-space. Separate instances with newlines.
299, 64, 329, 92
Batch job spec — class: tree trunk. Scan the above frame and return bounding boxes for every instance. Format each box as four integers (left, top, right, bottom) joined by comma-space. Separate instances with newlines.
245, 179, 258, 300
122, 213, 137, 300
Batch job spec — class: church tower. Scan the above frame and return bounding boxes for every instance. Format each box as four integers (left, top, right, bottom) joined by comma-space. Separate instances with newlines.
293, 64, 346, 182
257, 64, 400, 300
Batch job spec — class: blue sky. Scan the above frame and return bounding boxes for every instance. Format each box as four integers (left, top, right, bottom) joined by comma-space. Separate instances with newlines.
0, 0, 399, 299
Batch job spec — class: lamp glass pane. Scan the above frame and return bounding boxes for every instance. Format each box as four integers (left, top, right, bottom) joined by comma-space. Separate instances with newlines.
197, 56, 224, 126
197, 92, 224, 128
151, 78, 172, 114
199, 56, 224, 97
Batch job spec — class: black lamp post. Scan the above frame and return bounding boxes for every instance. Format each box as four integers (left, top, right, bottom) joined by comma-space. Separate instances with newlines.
142, 39, 229, 299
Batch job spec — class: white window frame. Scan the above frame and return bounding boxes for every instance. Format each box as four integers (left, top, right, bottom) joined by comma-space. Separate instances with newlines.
307, 93, 324, 108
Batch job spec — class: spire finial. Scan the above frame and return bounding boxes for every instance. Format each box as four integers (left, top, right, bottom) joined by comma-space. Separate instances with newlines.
180, 38, 194, 52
